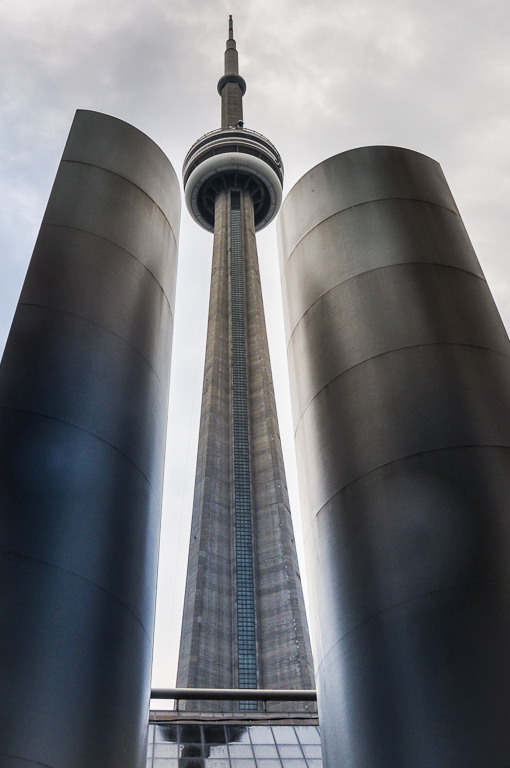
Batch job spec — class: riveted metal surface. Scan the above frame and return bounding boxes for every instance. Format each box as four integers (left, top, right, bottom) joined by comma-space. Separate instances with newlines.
0, 111, 179, 768
278, 146, 510, 767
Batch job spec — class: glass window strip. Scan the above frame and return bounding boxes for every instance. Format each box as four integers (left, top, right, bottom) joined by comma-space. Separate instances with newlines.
231, 191, 257, 711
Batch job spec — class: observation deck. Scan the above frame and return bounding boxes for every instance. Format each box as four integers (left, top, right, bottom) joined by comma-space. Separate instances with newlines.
183, 127, 284, 232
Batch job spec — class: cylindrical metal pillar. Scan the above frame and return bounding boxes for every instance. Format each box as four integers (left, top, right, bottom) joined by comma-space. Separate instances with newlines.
0, 110, 179, 768
278, 146, 510, 767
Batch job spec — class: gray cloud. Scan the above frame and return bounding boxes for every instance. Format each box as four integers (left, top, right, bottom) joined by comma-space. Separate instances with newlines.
0, 0, 509, 687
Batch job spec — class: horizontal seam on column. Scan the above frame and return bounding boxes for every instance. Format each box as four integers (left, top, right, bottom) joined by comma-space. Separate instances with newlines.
61, 159, 177, 233
18, 302, 164, 385
295, 341, 510, 430
281, 196, 461, 270
0, 550, 151, 641
0, 405, 160, 501
310, 443, 510, 520
0, 751, 56, 768
286, 263, 487, 349
40, 223, 174, 309
318, 576, 507, 668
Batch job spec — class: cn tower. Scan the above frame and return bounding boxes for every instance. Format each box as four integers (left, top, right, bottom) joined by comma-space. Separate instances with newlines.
177, 17, 315, 711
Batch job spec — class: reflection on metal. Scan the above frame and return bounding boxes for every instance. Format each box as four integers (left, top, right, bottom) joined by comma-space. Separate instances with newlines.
0, 110, 180, 768
278, 145, 510, 767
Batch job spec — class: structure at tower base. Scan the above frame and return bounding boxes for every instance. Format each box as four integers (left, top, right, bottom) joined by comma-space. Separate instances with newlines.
278, 145, 510, 768
177, 17, 315, 712
0, 110, 180, 768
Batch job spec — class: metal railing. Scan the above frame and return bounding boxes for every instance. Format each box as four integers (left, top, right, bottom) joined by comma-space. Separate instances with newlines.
182, 127, 283, 177
184, 126, 280, 163
151, 688, 317, 702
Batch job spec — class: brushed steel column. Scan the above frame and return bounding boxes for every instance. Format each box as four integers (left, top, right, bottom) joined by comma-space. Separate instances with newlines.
278, 146, 510, 767
0, 110, 180, 768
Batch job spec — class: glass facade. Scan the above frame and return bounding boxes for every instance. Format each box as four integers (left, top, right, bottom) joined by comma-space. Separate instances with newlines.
147, 723, 323, 768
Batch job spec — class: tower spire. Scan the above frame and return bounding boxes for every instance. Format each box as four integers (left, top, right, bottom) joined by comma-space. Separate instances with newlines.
180, 23, 314, 714
218, 15, 246, 128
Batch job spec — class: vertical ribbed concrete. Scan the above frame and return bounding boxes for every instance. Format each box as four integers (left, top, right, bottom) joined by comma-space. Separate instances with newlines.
0, 110, 179, 768
278, 145, 510, 767
177, 189, 315, 712
177, 189, 234, 705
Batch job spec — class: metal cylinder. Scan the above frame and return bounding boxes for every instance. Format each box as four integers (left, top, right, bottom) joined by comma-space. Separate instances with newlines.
0, 110, 179, 768
278, 146, 510, 767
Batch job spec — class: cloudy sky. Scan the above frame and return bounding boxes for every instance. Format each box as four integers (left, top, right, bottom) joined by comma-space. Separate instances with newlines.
1, 0, 510, 693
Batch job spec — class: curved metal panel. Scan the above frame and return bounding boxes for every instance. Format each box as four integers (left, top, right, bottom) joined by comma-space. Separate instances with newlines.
278, 145, 458, 265
278, 146, 510, 767
317, 578, 510, 768
304, 447, 510, 663
0, 304, 166, 492
0, 409, 161, 629
296, 344, 510, 518
281, 198, 484, 336
62, 109, 181, 250
0, 552, 152, 768
0, 111, 179, 768
21, 224, 173, 386
44, 161, 177, 303
288, 263, 510, 417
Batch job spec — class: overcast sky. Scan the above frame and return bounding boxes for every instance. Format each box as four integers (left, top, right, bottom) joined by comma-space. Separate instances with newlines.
1, 0, 510, 693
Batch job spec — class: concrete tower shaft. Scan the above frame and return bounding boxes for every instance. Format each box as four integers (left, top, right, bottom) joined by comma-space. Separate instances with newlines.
178, 19, 315, 713
177, 188, 314, 710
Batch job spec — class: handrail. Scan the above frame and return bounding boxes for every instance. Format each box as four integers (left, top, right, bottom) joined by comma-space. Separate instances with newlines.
187, 126, 279, 154
183, 127, 281, 171
151, 688, 317, 702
